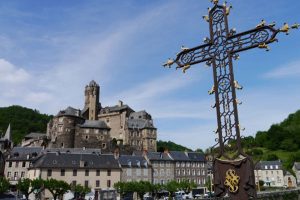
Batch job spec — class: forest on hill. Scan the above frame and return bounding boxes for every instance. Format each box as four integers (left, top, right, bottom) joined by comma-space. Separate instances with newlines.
240, 110, 300, 170
0, 105, 52, 144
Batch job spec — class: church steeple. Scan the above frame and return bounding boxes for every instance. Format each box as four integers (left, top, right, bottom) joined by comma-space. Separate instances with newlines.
84, 80, 100, 120
4, 124, 11, 141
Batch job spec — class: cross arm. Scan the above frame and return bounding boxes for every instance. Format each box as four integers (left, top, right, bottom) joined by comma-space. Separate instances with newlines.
227, 23, 299, 53
227, 26, 279, 53
163, 43, 212, 73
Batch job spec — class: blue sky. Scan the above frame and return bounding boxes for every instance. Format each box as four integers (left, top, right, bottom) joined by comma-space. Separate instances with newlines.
0, 0, 299, 150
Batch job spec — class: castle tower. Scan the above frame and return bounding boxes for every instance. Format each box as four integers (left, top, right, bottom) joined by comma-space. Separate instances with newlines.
84, 80, 100, 120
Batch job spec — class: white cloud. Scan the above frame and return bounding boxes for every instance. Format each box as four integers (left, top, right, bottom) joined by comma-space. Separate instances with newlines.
0, 58, 30, 84
264, 60, 300, 78
24, 92, 54, 104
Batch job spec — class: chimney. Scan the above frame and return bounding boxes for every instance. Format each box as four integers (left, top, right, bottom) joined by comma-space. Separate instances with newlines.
118, 100, 123, 107
114, 148, 120, 159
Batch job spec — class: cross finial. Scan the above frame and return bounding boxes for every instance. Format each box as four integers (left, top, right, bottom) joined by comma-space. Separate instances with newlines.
211, 0, 219, 5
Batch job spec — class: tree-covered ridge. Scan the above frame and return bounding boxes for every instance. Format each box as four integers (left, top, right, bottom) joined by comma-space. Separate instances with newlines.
255, 110, 300, 151
157, 140, 192, 152
0, 105, 52, 145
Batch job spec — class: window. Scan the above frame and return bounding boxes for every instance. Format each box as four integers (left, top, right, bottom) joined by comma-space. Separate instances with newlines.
176, 162, 180, 167
85, 129, 89, 133
192, 169, 195, 175
107, 180, 111, 187
85, 180, 89, 187
154, 169, 158, 177
21, 172, 25, 178
143, 168, 148, 176
96, 170, 100, 176
187, 169, 190, 175
72, 181, 76, 187
47, 169, 52, 177
107, 170, 111, 176
22, 162, 26, 167
14, 172, 18, 178
160, 169, 165, 176
202, 170, 205, 176
8, 162, 12, 167
176, 169, 180, 176
96, 180, 100, 187
166, 169, 171, 176
85, 170, 89, 176
15, 162, 19, 168
127, 168, 132, 176
265, 166, 268, 170
7, 172, 11, 177
270, 165, 273, 169
137, 169, 141, 176
181, 162, 185, 167
102, 143, 106, 148
186, 162, 190, 167
61, 169, 65, 176
160, 161, 164, 167
73, 169, 77, 176
275, 165, 279, 169
182, 169, 185, 175
166, 161, 170, 167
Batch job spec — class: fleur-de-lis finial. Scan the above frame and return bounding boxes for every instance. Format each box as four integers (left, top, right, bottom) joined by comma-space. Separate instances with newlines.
211, 0, 219, 5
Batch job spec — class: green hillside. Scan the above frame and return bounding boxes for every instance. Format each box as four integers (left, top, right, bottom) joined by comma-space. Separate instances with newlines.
0, 105, 52, 144
241, 110, 300, 171
157, 140, 192, 152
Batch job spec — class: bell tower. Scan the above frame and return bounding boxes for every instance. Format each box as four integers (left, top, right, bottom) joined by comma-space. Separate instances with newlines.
84, 80, 100, 120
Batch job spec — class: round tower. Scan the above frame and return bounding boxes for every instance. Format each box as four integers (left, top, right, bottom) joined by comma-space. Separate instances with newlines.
84, 80, 100, 120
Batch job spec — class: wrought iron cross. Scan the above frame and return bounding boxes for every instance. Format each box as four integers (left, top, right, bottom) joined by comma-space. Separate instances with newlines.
164, 0, 298, 199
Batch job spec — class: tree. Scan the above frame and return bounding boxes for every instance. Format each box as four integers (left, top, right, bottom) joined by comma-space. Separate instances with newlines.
17, 178, 33, 200
44, 179, 70, 200
114, 182, 126, 199
150, 183, 163, 199
178, 180, 196, 194
134, 181, 151, 200
264, 153, 279, 161
0, 177, 9, 194
71, 184, 91, 199
164, 181, 179, 198
205, 177, 213, 192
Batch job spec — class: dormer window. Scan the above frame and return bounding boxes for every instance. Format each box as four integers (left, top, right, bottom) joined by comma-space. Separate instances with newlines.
53, 160, 57, 164
265, 166, 268, 170
275, 165, 278, 169
270, 165, 273, 169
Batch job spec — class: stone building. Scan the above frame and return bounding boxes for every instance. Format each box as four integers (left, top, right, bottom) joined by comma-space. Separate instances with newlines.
145, 151, 174, 185
255, 160, 284, 187
118, 155, 152, 182
163, 151, 207, 187
4, 147, 43, 185
28, 151, 121, 200
284, 171, 297, 188
21, 132, 46, 147
47, 80, 157, 152
292, 162, 300, 185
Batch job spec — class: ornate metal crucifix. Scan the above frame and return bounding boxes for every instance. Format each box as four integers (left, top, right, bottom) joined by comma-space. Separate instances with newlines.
163, 0, 298, 199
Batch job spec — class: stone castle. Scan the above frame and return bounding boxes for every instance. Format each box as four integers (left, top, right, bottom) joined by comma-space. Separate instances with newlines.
47, 80, 157, 152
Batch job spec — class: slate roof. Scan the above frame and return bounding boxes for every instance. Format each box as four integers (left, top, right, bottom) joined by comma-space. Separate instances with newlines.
187, 152, 206, 162
255, 161, 282, 170
169, 151, 190, 161
57, 106, 82, 118
127, 119, 155, 129
24, 133, 46, 139
118, 155, 149, 168
44, 148, 102, 154
129, 111, 151, 120
146, 152, 173, 161
32, 152, 120, 169
101, 105, 133, 113
293, 162, 300, 170
7, 147, 43, 161
79, 120, 109, 129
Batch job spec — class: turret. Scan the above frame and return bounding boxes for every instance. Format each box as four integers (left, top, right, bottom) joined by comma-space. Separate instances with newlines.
84, 80, 100, 120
